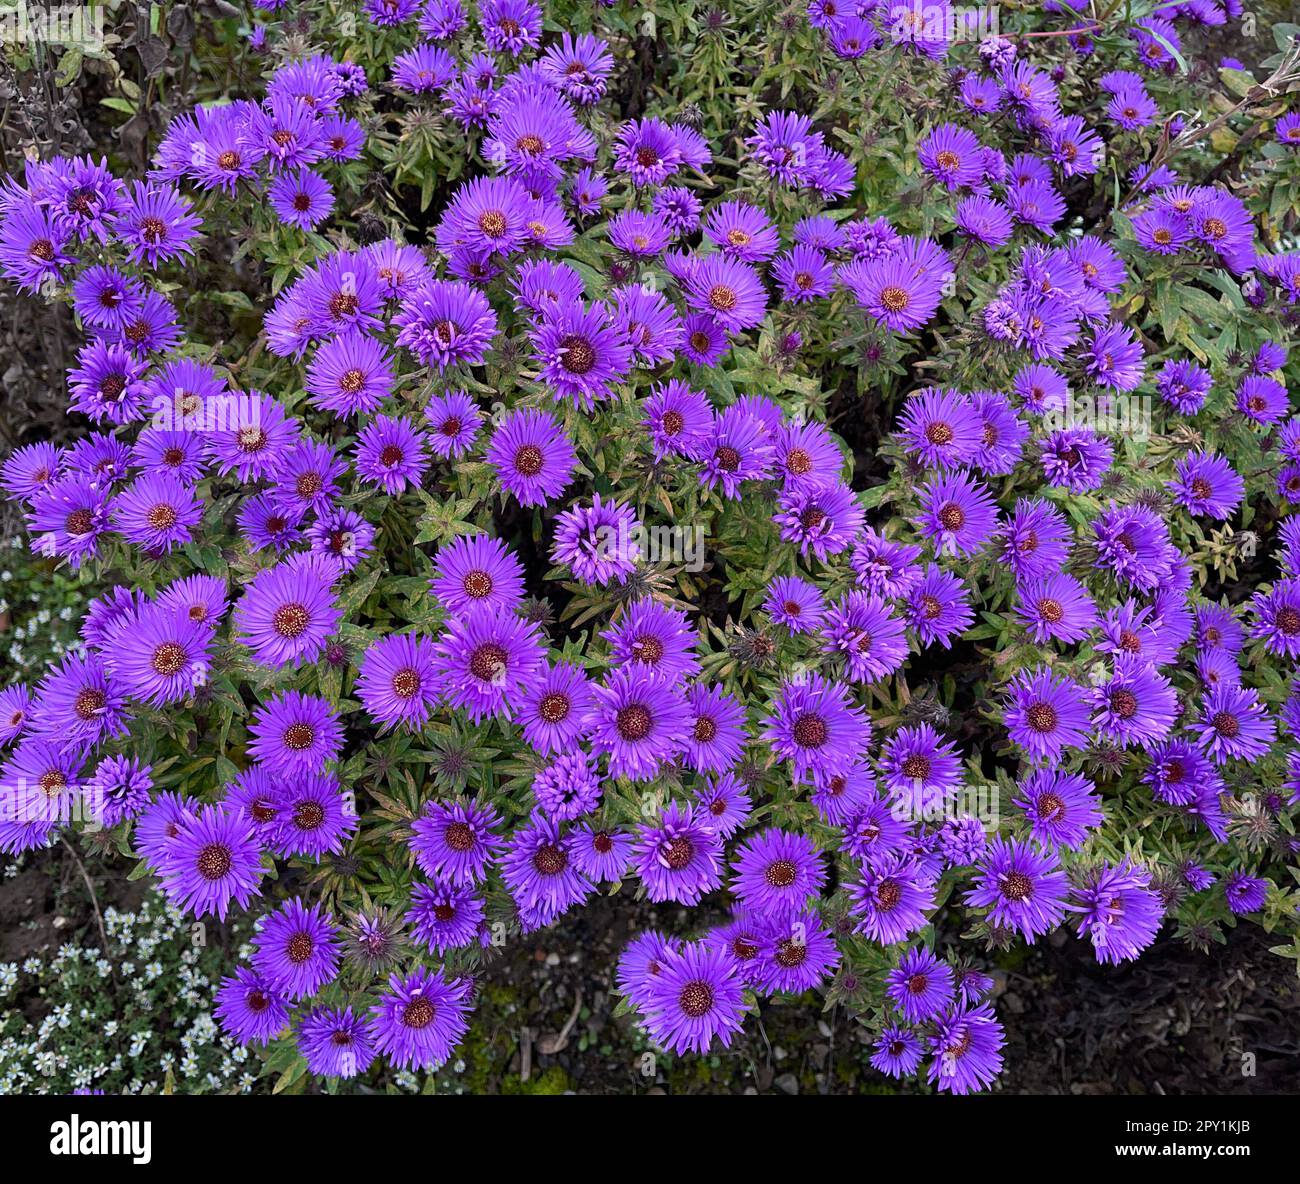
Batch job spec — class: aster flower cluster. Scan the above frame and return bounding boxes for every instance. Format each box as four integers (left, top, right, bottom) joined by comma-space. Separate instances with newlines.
1, 0, 1299, 1099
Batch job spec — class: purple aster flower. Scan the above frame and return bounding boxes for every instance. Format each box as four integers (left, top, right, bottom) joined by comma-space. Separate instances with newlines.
1015, 572, 1097, 645
391, 43, 456, 93
749, 910, 840, 995
430, 532, 525, 619
1133, 206, 1192, 254
822, 591, 910, 684
424, 390, 483, 457
237, 496, 300, 558
967, 837, 1070, 941
1003, 666, 1091, 764
267, 772, 357, 859
160, 804, 264, 921
370, 966, 471, 1071
205, 392, 297, 483
847, 853, 937, 945
841, 243, 949, 334
915, 469, 1000, 557
513, 660, 592, 757
49, 154, 127, 241
587, 667, 691, 781
1193, 683, 1275, 765
409, 797, 503, 885
539, 32, 612, 105
1039, 428, 1113, 492
532, 751, 603, 821
1001, 498, 1071, 581
1238, 374, 1289, 425
251, 898, 340, 1000
617, 931, 681, 1010
774, 481, 865, 562
408, 878, 485, 954
0, 441, 60, 503
652, 186, 702, 236
680, 312, 731, 366
1108, 85, 1157, 130
954, 194, 1013, 246
67, 339, 147, 425
109, 603, 214, 706
683, 253, 767, 332
603, 598, 700, 683
850, 528, 923, 599
631, 801, 724, 905
110, 472, 202, 555
813, 764, 884, 829
918, 123, 984, 190
297, 1006, 376, 1078
1250, 577, 1300, 658
612, 284, 683, 364
551, 495, 640, 587
307, 505, 377, 574
764, 575, 826, 634
27, 475, 112, 569
1156, 358, 1212, 415
211, 959, 295, 1051
1073, 859, 1163, 964
1091, 655, 1178, 750
1224, 871, 1269, 915
434, 605, 546, 724
693, 772, 753, 839
570, 824, 631, 882
247, 690, 343, 775
1007, 179, 1066, 233
73, 265, 143, 330
86, 754, 152, 828
683, 682, 746, 774
886, 947, 955, 1022
486, 407, 577, 508
704, 200, 779, 263
872, 1026, 924, 1077
356, 633, 440, 731
0, 685, 32, 748
31, 650, 128, 754
500, 814, 593, 931
394, 279, 498, 370
607, 209, 671, 258
878, 723, 964, 818
1092, 503, 1172, 591
764, 672, 870, 779
268, 168, 333, 231
0, 198, 73, 292
642, 379, 713, 462
641, 940, 747, 1055
729, 828, 825, 917
1167, 451, 1244, 520
131, 428, 208, 485
272, 439, 347, 518
354, 414, 429, 496
235, 554, 341, 670
927, 1003, 1005, 1095
1014, 769, 1103, 850
306, 330, 394, 418
700, 405, 774, 497
906, 565, 974, 649
529, 298, 632, 411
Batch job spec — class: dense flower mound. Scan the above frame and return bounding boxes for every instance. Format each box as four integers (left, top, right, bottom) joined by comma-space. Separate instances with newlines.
2, 0, 1300, 1094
